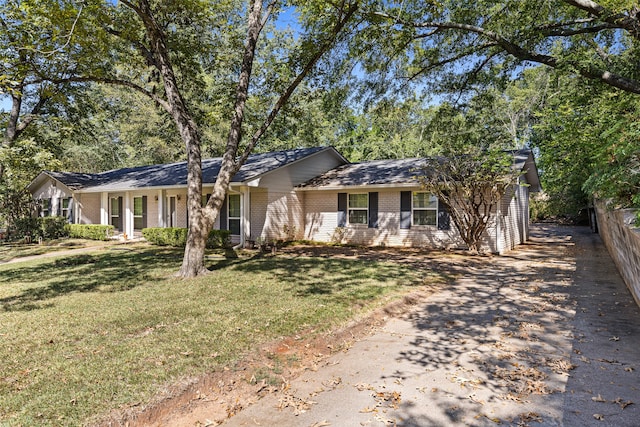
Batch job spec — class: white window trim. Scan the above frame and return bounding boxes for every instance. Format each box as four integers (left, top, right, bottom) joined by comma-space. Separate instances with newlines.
41, 199, 50, 217
411, 192, 438, 227
61, 198, 70, 219
110, 197, 120, 228
347, 193, 369, 226
133, 196, 144, 230
228, 193, 241, 235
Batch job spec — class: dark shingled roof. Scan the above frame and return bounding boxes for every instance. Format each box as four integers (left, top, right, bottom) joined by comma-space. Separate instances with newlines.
300, 149, 540, 191
40, 146, 330, 191
300, 157, 426, 188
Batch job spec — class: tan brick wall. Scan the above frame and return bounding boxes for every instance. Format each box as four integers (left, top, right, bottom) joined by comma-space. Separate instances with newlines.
78, 193, 101, 224
303, 190, 467, 249
146, 194, 159, 228
250, 191, 268, 240
262, 191, 304, 240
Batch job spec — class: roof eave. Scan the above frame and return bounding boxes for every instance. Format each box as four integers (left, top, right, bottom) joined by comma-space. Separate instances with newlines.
298, 182, 421, 191
237, 146, 349, 185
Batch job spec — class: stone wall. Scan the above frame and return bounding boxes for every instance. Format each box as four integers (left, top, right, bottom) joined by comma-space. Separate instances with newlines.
595, 203, 640, 307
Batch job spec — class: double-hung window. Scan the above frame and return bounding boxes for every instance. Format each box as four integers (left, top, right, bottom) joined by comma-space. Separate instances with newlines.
41, 199, 50, 217
228, 194, 241, 235
348, 193, 368, 225
110, 197, 120, 229
412, 192, 438, 226
133, 197, 144, 230
61, 198, 70, 219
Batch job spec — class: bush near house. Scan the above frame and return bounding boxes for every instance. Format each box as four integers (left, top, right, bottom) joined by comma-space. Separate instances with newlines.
142, 227, 231, 248
66, 224, 115, 241
12, 217, 69, 240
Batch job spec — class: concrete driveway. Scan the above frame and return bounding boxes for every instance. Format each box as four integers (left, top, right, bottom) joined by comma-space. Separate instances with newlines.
221, 226, 640, 427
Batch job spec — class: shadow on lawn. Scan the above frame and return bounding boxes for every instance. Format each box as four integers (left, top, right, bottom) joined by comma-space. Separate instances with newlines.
208, 252, 423, 304
0, 247, 182, 312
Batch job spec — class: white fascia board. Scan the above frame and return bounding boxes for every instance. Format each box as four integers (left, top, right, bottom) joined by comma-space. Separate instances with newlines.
237, 146, 348, 185
75, 184, 188, 194
245, 178, 261, 187
297, 182, 421, 191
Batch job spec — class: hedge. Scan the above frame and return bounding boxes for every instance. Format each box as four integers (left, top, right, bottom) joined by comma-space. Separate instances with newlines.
141, 228, 231, 249
66, 224, 115, 241
12, 217, 69, 240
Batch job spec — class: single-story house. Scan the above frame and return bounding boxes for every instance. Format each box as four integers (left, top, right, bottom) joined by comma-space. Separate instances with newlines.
27, 146, 540, 253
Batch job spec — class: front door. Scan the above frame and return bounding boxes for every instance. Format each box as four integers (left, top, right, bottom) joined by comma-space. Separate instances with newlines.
167, 196, 176, 227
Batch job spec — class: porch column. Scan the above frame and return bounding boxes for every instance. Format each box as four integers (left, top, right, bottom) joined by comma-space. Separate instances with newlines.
100, 192, 109, 225
157, 189, 165, 227
125, 192, 133, 238
242, 187, 251, 246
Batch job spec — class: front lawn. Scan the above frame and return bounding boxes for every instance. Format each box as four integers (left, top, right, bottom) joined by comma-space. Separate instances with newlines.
0, 245, 430, 426
0, 239, 108, 263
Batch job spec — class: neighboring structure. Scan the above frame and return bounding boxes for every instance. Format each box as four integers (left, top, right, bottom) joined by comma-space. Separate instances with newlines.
27, 146, 540, 253
594, 202, 640, 307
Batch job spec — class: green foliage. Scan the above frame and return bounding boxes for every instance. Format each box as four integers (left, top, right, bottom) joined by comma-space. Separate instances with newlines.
533, 70, 640, 216
142, 227, 231, 249
12, 217, 69, 240
142, 227, 189, 247
0, 137, 61, 230
66, 224, 114, 241
418, 143, 522, 253
357, 1, 640, 97
206, 229, 232, 249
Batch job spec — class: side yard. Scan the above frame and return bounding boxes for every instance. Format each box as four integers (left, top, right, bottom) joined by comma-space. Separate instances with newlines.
0, 243, 440, 426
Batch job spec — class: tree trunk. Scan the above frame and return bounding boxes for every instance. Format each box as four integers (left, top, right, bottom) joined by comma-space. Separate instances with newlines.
178, 0, 265, 277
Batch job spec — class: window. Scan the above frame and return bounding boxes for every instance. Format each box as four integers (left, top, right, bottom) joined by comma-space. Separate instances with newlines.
41, 199, 50, 217
228, 194, 241, 235
133, 197, 144, 230
110, 197, 120, 229
348, 193, 368, 225
61, 198, 70, 219
412, 192, 438, 226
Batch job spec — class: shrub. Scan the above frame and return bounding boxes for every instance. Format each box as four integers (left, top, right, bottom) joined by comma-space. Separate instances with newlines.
41, 217, 70, 239
66, 224, 115, 241
12, 217, 69, 240
207, 229, 232, 249
142, 228, 232, 248
142, 227, 188, 247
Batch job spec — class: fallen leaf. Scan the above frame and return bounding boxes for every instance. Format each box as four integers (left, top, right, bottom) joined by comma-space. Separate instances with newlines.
592, 394, 606, 402
310, 421, 331, 427
593, 414, 604, 420
613, 397, 633, 409
624, 367, 634, 372
609, 336, 620, 341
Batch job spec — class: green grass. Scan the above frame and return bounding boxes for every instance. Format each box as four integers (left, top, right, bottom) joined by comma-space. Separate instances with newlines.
0, 239, 107, 263
0, 245, 428, 426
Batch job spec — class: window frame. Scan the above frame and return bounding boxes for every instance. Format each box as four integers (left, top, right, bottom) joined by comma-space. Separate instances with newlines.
133, 196, 144, 230
227, 193, 241, 236
110, 197, 120, 229
347, 193, 369, 225
41, 199, 50, 217
61, 198, 70, 219
411, 192, 438, 227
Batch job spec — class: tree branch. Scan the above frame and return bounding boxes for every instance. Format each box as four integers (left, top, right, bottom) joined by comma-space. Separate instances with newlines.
237, 1, 359, 167
375, 11, 640, 94
41, 76, 171, 111
561, 0, 640, 39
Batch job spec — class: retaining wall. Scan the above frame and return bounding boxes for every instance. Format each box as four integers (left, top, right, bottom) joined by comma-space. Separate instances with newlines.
595, 203, 640, 307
